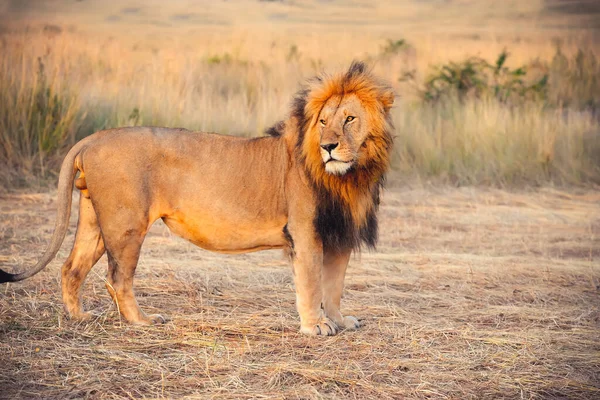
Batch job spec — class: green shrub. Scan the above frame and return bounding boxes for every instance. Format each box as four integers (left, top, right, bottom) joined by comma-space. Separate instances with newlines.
381, 39, 411, 56
416, 50, 548, 104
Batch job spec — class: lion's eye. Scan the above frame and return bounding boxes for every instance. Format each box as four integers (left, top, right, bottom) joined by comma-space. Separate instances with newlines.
345, 116, 355, 123
319, 119, 326, 126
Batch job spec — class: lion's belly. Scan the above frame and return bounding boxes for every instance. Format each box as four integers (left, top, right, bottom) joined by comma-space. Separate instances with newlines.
162, 212, 287, 254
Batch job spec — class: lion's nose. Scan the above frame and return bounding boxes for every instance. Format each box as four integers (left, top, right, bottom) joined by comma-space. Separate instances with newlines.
320, 142, 339, 153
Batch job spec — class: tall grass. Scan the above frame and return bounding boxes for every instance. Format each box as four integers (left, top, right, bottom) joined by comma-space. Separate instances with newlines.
0, 30, 598, 188
0, 40, 81, 186
393, 99, 599, 185
393, 48, 600, 185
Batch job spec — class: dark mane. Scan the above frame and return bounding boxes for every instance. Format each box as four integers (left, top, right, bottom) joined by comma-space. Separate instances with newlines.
264, 121, 285, 137
313, 178, 383, 252
292, 88, 310, 149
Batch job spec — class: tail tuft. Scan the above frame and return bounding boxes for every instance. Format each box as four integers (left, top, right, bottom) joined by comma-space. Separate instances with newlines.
0, 269, 16, 283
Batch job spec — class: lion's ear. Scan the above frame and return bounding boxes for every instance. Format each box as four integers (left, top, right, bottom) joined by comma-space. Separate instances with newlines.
380, 89, 395, 112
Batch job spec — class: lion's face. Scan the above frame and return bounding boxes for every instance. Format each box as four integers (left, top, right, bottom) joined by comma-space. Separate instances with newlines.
317, 94, 369, 175
296, 62, 394, 185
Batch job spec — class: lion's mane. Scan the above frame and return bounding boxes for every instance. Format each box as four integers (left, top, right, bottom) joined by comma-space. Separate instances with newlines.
270, 61, 394, 252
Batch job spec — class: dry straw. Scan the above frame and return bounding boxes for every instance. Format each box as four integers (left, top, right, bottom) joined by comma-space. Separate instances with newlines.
1, 188, 598, 398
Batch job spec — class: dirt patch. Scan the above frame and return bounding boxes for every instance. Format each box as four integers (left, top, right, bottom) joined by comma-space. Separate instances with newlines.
0, 187, 599, 398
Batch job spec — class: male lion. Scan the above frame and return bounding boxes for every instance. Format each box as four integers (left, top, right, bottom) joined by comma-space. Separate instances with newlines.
0, 62, 394, 336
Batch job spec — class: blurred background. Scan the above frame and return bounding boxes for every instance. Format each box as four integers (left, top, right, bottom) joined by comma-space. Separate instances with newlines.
0, 0, 599, 188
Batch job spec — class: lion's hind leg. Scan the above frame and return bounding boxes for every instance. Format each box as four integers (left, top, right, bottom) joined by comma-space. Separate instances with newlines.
322, 250, 361, 331
61, 193, 105, 320
100, 213, 165, 326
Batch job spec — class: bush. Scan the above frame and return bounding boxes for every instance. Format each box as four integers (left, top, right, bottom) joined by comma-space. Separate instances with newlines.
413, 50, 548, 104
381, 39, 411, 56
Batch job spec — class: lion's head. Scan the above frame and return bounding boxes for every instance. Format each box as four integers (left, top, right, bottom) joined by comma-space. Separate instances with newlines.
297, 62, 394, 180
270, 61, 395, 252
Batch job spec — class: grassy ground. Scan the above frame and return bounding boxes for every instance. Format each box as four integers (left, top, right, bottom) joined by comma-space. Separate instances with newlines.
0, 186, 598, 399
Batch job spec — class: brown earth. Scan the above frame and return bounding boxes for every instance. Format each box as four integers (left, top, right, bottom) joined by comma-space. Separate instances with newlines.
0, 186, 599, 399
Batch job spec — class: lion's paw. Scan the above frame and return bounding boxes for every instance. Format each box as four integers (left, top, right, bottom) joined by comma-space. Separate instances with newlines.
131, 314, 166, 326
149, 314, 166, 324
341, 315, 361, 330
68, 311, 93, 321
300, 317, 338, 336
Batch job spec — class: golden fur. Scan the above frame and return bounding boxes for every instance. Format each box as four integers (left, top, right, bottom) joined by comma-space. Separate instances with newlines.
0, 61, 394, 336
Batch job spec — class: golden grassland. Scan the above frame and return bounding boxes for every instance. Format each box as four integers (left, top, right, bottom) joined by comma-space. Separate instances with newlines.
0, 0, 599, 187
0, 187, 598, 398
0, 1, 599, 398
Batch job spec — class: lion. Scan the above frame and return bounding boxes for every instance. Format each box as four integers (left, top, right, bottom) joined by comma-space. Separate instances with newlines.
0, 61, 394, 336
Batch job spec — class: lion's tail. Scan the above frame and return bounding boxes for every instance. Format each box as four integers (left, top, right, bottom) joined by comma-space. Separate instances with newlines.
0, 137, 92, 283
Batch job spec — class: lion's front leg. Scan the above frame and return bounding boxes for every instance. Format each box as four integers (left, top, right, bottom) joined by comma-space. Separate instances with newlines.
322, 249, 360, 331
289, 231, 338, 336
293, 251, 338, 336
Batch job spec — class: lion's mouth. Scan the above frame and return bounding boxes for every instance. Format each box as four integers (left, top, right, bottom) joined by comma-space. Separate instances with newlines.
323, 154, 349, 164
324, 159, 353, 175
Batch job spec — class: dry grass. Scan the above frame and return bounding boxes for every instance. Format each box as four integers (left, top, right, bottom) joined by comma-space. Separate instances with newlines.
1, 186, 599, 398
0, 0, 599, 186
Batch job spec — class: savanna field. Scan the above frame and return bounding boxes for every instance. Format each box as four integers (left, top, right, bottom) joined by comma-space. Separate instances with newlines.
0, 0, 599, 398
